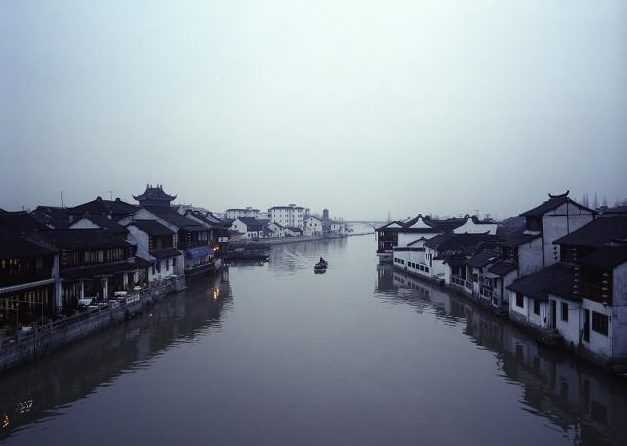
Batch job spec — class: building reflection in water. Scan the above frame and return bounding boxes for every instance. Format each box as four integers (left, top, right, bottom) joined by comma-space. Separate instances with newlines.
375, 264, 627, 446
0, 273, 232, 441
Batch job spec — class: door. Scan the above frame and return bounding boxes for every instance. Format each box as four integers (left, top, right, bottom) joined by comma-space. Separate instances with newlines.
550, 300, 557, 329
583, 309, 590, 342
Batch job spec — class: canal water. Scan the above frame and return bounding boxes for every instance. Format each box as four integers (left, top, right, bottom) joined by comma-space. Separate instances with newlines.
1, 231, 627, 446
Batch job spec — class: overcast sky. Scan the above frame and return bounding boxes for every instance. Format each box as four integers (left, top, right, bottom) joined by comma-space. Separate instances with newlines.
1, 0, 625, 220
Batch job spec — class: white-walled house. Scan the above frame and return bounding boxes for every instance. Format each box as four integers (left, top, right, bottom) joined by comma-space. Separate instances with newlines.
519, 191, 595, 269
284, 227, 303, 237
390, 214, 498, 270
330, 222, 346, 235
548, 216, 627, 364
507, 262, 577, 334
118, 202, 214, 277
304, 216, 323, 236
267, 222, 285, 238
376, 220, 405, 263
125, 220, 183, 281
397, 232, 499, 282
230, 217, 267, 239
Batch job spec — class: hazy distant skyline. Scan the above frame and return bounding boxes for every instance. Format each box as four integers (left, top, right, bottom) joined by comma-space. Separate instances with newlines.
2, 0, 626, 220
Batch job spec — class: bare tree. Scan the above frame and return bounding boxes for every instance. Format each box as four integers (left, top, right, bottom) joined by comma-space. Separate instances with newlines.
602, 195, 608, 207
593, 192, 598, 209
581, 193, 589, 207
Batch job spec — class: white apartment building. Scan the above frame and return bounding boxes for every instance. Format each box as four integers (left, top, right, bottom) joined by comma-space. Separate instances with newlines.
225, 207, 260, 220
268, 204, 305, 229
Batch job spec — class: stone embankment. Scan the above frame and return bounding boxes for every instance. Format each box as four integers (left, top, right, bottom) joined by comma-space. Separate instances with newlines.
0, 276, 185, 373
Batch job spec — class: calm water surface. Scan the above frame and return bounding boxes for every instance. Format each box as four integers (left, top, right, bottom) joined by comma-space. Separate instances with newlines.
2, 231, 627, 445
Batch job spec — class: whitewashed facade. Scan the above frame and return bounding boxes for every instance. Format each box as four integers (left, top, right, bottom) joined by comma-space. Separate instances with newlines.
230, 217, 266, 239
304, 216, 323, 236
269, 204, 305, 229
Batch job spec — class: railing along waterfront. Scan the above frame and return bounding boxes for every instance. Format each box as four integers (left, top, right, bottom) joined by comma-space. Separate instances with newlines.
0, 277, 178, 372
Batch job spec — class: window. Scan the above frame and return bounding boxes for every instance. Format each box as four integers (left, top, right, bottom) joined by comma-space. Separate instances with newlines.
533, 299, 540, 315
592, 312, 609, 336
156, 261, 161, 273
561, 302, 568, 322
516, 293, 524, 308
173, 257, 176, 267
152, 263, 156, 275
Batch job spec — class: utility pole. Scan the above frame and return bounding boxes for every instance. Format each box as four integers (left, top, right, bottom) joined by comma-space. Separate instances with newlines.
108, 190, 113, 200
61, 190, 64, 208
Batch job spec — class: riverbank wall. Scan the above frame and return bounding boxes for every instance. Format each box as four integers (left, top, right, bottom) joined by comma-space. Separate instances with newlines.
0, 276, 186, 374
391, 264, 625, 374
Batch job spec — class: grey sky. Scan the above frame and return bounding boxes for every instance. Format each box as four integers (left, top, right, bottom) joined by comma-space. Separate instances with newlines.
1, 0, 626, 220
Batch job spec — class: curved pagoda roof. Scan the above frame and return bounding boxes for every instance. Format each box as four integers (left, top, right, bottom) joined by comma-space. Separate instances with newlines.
133, 184, 177, 205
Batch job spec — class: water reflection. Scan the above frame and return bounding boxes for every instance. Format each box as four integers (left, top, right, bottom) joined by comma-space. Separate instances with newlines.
268, 238, 348, 274
376, 265, 627, 446
0, 274, 232, 441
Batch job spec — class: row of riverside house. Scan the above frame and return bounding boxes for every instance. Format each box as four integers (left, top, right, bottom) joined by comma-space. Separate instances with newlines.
0, 184, 230, 338
376, 191, 627, 370
226, 204, 347, 240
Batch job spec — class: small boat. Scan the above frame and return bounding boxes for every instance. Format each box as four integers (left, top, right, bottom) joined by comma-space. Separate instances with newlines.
314, 264, 327, 273
314, 258, 328, 273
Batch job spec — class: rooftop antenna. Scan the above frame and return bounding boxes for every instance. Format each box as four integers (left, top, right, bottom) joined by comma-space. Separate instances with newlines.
108, 190, 113, 200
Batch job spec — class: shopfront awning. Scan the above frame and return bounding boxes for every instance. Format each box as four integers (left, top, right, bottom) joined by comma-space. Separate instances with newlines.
186, 246, 214, 259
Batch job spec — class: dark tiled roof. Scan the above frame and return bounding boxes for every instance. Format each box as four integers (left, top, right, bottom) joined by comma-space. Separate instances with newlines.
78, 215, 128, 235
0, 212, 48, 233
38, 229, 131, 250
133, 184, 177, 202
31, 206, 72, 229
151, 248, 182, 259
423, 216, 466, 231
0, 235, 56, 260
0, 207, 5, 213
407, 238, 427, 247
470, 215, 497, 224
128, 220, 174, 236
424, 233, 498, 252
554, 217, 627, 248
70, 197, 137, 218
466, 250, 499, 268
520, 192, 594, 217
375, 221, 405, 231
489, 261, 517, 276
184, 210, 226, 228
506, 263, 577, 302
237, 217, 266, 230
443, 257, 466, 266
499, 229, 540, 248
598, 206, 627, 216
61, 259, 143, 280
578, 245, 627, 269
144, 207, 206, 231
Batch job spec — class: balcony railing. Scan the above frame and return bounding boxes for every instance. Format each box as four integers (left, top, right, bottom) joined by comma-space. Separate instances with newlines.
451, 276, 472, 291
